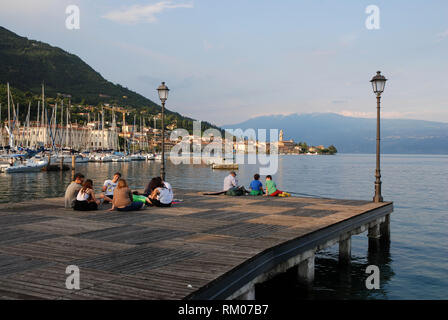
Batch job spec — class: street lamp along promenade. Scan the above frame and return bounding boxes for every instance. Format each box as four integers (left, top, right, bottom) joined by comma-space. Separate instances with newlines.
370, 71, 387, 203
157, 81, 169, 181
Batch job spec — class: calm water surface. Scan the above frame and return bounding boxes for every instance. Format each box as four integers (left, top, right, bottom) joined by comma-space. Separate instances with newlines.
0, 154, 447, 299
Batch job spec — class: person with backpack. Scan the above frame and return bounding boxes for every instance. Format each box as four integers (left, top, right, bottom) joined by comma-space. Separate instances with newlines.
223, 171, 248, 196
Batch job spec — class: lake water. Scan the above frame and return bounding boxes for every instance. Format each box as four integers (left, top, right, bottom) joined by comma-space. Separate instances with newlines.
0, 154, 447, 299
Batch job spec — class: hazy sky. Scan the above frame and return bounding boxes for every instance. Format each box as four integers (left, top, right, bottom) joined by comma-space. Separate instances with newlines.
1, 0, 447, 125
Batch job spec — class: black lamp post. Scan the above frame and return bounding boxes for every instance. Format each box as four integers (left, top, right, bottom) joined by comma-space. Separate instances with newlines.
157, 82, 169, 181
370, 71, 387, 203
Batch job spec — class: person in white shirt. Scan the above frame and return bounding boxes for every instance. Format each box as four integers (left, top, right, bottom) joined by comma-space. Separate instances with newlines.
163, 180, 174, 200
148, 178, 173, 207
223, 171, 248, 195
102, 172, 121, 203
223, 171, 238, 191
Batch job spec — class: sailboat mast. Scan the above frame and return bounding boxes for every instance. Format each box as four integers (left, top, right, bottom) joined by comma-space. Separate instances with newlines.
0, 103, 2, 148
133, 115, 136, 154
101, 106, 105, 150
60, 100, 64, 149
15, 103, 19, 147
66, 106, 69, 149
143, 117, 147, 151
26, 102, 31, 148
7, 83, 11, 131
112, 108, 117, 151
41, 84, 46, 147
140, 116, 143, 151
153, 116, 156, 153
54, 103, 57, 152
36, 101, 40, 128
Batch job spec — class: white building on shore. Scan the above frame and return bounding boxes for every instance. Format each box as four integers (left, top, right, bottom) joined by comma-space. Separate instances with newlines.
2, 125, 118, 150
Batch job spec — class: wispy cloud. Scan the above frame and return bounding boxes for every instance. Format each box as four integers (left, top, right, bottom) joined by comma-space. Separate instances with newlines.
203, 40, 213, 51
339, 33, 358, 47
331, 100, 348, 104
336, 110, 416, 119
311, 50, 336, 57
0, 0, 60, 13
102, 1, 194, 24
436, 29, 448, 41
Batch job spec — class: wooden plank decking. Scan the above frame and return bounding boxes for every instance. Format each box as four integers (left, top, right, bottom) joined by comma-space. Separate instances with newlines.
0, 190, 393, 300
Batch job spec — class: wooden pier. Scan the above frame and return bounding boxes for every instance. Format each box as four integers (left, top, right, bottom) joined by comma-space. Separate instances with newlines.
0, 190, 393, 300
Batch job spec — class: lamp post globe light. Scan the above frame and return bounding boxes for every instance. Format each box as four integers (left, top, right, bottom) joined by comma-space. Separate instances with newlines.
157, 82, 169, 181
370, 71, 387, 203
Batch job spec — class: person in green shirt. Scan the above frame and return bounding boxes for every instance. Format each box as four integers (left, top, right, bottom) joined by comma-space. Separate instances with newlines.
265, 175, 284, 197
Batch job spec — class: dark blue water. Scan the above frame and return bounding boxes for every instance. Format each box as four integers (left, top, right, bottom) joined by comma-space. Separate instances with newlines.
0, 154, 447, 299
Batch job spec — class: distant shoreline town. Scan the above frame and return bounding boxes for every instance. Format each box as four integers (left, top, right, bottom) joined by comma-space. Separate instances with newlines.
1, 85, 337, 156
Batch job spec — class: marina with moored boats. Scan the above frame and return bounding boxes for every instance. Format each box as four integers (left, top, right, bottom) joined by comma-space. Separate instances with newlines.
0, 83, 170, 173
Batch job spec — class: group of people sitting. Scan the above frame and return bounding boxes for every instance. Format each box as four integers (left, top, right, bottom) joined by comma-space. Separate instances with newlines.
64, 172, 174, 211
64, 170, 288, 211
223, 171, 291, 197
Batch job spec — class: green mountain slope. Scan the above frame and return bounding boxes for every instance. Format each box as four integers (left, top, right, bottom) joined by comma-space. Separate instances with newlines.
0, 26, 217, 132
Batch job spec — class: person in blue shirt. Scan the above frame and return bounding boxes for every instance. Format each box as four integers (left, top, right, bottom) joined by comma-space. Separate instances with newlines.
249, 174, 264, 196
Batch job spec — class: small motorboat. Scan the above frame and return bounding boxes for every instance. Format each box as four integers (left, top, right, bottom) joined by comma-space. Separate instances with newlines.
0, 157, 48, 173
211, 163, 239, 170
129, 154, 146, 161
112, 155, 131, 162
51, 154, 89, 164
101, 154, 114, 162
91, 153, 114, 162
74, 155, 89, 163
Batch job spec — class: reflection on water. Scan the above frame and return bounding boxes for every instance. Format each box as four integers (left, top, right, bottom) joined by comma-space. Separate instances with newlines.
0, 154, 447, 299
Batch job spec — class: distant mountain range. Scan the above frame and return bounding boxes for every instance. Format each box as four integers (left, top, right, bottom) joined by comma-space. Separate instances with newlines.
0, 26, 218, 131
224, 113, 448, 154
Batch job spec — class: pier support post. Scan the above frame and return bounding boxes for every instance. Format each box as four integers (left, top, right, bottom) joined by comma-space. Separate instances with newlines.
379, 214, 391, 250
297, 253, 315, 288
339, 236, 351, 264
71, 155, 76, 180
60, 157, 64, 171
46, 153, 51, 170
380, 214, 390, 239
368, 223, 381, 253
